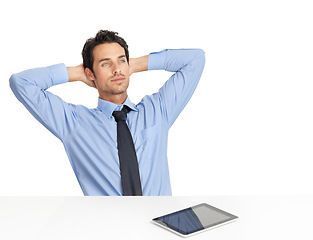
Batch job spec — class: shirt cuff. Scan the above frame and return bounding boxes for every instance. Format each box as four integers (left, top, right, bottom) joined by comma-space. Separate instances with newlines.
148, 49, 168, 71
47, 63, 69, 86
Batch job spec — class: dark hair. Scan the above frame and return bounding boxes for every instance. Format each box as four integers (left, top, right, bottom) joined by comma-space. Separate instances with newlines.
82, 30, 129, 73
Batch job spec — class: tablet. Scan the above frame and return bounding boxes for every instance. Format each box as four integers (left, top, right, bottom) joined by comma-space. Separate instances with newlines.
152, 203, 238, 237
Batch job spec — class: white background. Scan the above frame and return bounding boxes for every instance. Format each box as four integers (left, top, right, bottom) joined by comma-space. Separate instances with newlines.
1, 0, 312, 196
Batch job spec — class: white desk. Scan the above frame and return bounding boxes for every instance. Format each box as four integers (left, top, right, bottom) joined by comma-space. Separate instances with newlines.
0, 195, 312, 239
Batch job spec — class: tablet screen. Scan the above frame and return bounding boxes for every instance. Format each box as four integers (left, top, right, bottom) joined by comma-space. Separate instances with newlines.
152, 203, 238, 236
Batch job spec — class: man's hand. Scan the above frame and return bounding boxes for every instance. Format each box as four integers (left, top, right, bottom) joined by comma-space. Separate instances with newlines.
67, 64, 96, 88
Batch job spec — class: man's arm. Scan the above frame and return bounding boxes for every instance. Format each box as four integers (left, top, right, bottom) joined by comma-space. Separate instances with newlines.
147, 49, 206, 127
127, 49, 205, 128
9, 64, 78, 140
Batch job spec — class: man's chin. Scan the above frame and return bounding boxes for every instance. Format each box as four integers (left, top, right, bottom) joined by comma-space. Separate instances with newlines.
106, 86, 128, 95
111, 90, 127, 95
112, 83, 129, 95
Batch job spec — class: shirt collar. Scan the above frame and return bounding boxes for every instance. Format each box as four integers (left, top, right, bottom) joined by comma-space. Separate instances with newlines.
97, 96, 138, 119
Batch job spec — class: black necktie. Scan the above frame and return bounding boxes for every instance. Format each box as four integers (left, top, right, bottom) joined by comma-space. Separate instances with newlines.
113, 106, 143, 196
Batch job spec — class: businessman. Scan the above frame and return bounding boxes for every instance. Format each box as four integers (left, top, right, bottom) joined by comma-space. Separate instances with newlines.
10, 30, 205, 196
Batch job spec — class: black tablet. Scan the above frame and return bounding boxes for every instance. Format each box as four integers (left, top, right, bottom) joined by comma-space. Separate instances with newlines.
152, 203, 238, 237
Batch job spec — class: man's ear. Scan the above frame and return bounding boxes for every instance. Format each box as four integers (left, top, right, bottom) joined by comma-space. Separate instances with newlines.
85, 68, 95, 81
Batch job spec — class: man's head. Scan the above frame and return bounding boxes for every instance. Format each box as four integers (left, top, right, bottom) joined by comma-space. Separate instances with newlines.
82, 30, 130, 104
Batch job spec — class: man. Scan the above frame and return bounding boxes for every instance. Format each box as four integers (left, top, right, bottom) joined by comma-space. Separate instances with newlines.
10, 30, 205, 196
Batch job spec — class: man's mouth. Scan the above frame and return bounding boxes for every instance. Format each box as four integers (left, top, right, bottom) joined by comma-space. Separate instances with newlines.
111, 76, 125, 83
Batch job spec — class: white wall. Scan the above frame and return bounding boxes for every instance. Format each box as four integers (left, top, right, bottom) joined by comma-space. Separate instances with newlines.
1, 0, 312, 195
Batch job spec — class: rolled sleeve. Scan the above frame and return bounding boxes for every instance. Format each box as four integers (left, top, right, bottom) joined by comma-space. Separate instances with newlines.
148, 50, 168, 71
48, 63, 69, 86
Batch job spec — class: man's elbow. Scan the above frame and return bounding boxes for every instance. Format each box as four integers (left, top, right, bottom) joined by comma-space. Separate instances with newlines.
9, 73, 25, 96
191, 49, 206, 70
9, 73, 20, 91
196, 49, 206, 65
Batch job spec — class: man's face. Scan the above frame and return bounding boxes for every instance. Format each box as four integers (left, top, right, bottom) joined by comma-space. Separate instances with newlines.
89, 42, 130, 101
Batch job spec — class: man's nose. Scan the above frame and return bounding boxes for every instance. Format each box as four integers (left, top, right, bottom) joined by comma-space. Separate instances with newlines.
112, 63, 121, 75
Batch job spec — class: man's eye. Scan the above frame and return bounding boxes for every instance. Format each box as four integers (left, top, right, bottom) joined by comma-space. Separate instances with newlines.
120, 59, 126, 63
102, 62, 109, 66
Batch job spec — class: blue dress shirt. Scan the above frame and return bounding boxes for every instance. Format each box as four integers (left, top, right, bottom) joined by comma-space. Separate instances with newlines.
10, 49, 205, 196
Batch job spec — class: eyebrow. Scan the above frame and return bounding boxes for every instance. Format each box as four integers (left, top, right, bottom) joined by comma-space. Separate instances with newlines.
98, 55, 126, 63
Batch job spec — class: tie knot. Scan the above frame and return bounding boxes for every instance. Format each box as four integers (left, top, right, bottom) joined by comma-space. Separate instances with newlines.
112, 106, 130, 122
